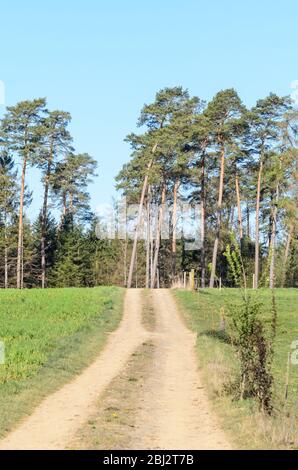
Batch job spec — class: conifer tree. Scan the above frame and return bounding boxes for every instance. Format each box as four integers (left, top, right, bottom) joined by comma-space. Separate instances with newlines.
38, 110, 72, 287
1, 98, 47, 288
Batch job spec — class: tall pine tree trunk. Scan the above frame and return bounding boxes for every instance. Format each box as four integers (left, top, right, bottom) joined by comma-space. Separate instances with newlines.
127, 144, 157, 288
58, 192, 68, 230
254, 160, 263, 289
235, 173, 243, 240
151, 184, 166, 288
269, 183, 279, 289
282, 227, 292, 287
200, 151, 206, 288
17, 157, 27, 289
4, 217, 8, 289
171, 179, 179, 284
246, 202, 250, 238
41, 151, 53, 289
127, 165, 150, 288
209, 142, 225, 288
123, 237, 127, 287
145, 189, 151, 288
21, 231, 24, 289
150, 224, 154, 283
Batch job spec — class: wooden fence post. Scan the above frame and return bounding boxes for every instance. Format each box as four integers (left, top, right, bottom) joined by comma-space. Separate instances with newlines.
189, 269, 195, 290
284, 352, 291, 402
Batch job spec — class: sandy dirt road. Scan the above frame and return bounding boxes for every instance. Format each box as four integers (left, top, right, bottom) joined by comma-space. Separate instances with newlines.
0, 289, 230, 450
130, 290, 230, 450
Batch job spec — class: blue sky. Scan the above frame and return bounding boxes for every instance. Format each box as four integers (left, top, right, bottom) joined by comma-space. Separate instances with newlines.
0, 0, 297, 219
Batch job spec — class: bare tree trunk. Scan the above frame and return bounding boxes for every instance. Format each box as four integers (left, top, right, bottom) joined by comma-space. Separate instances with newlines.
127, 168, 150, 288
145, 189, 151, 288
4, 218, 8, 289
246, 202, 250, 238
150, 226, 154, 283
282, 227, 292, 287
269, 183, 279, 289
17, 158, 27, 289
123, 237, 127, 286
58, 192, 67, 230
41, 151, 53, 289
209, 142, 225, 288
254, 160, 263, 289
267, 194, 274, 247
171, 179, 179, 284
235, 173, 243, 240
201, 151, 206, 288
21, 230, 24, 289
127, 144, 157, 288
151, 184, 166, 288
156, 268, 160, 288
135, 244, 138, 288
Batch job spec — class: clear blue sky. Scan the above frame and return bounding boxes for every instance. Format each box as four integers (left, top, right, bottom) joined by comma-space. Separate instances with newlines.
0, 0, 297, 219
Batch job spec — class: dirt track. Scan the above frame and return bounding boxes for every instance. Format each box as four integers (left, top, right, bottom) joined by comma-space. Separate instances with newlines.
130, 290, 230, 449
0, 289, 230, 450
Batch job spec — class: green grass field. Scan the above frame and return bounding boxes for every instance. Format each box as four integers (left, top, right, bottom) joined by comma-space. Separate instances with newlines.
174, 288, 298, 449
0, 286, 124, 437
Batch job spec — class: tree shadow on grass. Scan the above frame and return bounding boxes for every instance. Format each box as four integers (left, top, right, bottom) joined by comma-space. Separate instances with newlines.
198, 329, 232, 344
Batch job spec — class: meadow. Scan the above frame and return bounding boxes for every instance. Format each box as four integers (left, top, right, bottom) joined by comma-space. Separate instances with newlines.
0, 287, 124, 437
174, 288, 298, 449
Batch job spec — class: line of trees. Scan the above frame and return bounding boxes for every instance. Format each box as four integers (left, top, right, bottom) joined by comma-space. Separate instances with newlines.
116, 87, 298, 289
0, 89, 297, 289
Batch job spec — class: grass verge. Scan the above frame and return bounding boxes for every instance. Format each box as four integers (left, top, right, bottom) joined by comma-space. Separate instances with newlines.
173, 288, 298, 449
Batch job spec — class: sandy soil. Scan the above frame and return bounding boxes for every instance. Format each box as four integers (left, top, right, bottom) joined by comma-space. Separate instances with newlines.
0, 289, 231, 450
130, 289, 231, 450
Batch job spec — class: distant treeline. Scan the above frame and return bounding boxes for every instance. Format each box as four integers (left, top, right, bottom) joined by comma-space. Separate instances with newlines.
0, 88, 297, 289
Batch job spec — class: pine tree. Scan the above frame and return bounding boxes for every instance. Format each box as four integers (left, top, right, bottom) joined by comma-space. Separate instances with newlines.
0, 152, 19, 287
37, 110, 72, 288
1, 98, 47, 288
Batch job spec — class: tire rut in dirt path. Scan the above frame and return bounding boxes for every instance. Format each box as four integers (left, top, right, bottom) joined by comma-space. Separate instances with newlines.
0, 289, 148, 450
130, 289, 231, 450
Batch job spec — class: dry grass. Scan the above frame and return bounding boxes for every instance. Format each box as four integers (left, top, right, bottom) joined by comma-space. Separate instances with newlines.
204, 347, 235, 398
141, 289, 156, 331
174, 288, 298, 450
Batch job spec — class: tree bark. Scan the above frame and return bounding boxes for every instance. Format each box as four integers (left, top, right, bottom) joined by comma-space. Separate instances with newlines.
171, 179, 179, 284
41, 146, 53, 289
127, 143, 157, 288
145, 189, 151, 288
209, 141, 225, 288
254, 160, 263, 289
246, 202, 250, 238
4, 218, 8, 289
269, 183, 279, 289
151, 184, 166, 288
150, 224, 154, 283
123, 237, 127, 287
17, 157, 27, 289
235, 173, 243, 240
282, 227, 292, 287
200, 151, 206, 288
